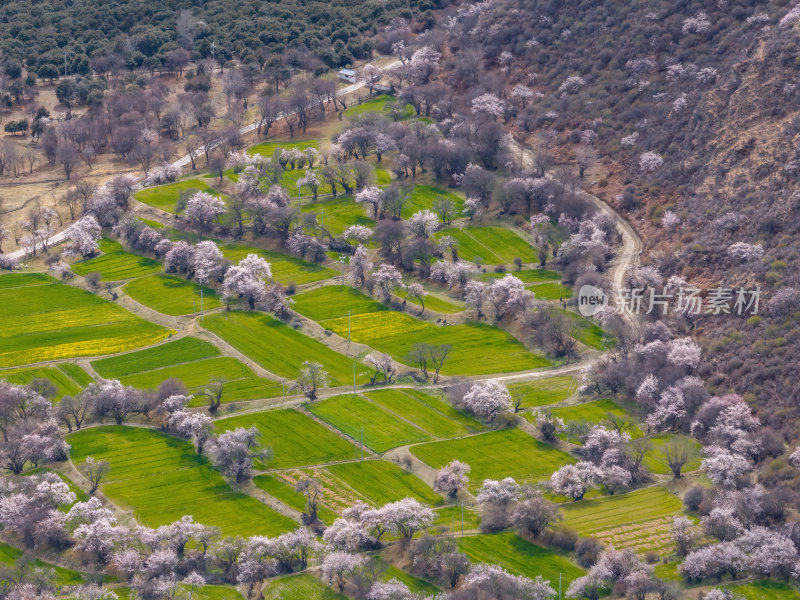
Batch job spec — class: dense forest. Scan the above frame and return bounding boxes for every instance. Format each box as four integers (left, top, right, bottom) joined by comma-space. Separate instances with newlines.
0, 0, 445, 74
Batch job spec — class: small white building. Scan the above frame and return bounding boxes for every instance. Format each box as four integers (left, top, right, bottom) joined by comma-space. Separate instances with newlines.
337, 68, 357, 83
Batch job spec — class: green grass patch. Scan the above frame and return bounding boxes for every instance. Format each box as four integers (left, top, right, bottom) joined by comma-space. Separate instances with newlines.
725, 581, 800, 600
58, 362, 94, 386
529, 281, 573, 300
220, 243, 336, 286
412, 429, 574, 492
0, 272, 53, 288
1, 365, 82, 401
123, 274, 222, 315
508, 375, 577, 408
92, 337, 220, 378
399, 286, 465, 314
0, 541, 86, 586
365, 389, 470, 438
559, 308, 613, 350
253, 474, 338, 524
215, 409, 357, 468
308, 394, 431, 452
68, 426, 297, 537
249, 139, 318, 158
402, 388, 485, 431
262, 573, 346, 600
459, 532, 584, 588
548, 398, 642, 441
322, 311, 551, 375
204, 311, 370, 385
559, 486, 683, 555
433, 504, 481, 532
71, 238, 162, 281
0, 277, 170, 367
381, 565, 441, 595
135, 179, 220, 213
119, 356, 282, 404
327, 459, 441, 506
300, 195, 374, 236
403, 185, 464, 219
481, 269, 562, 283
291, 286, 389, 321
436, 226, 538, 265
343, 95, 414, 119
642, 434, 703, 475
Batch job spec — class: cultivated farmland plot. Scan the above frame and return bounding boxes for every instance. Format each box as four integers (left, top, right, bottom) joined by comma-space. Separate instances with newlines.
71, 238, 161, 281
325, 459, 442, 506
220, 243, 336, 286
411, 428, 575, 492
0, 274, 170, 367
123, 274, 222, 315
214, 408, 358, 468
203, 311, 372, 385
458, 532, 585, 588
135, 179, 222, 213
68, 426, 297, 537
559, 486, 684, 555
435, 226, 539, 264
92, 336, 281, 404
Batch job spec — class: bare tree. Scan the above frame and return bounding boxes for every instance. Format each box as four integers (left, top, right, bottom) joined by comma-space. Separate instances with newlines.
79, 456, 111, 495
664, 438, 697, 479
295, 478, 323, 524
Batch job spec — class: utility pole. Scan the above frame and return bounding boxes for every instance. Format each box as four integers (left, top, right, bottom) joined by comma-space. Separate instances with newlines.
559, 573, 562, 600
360, 425, 364, 461
347, 310, 351, 351
200, 288, 203, 317
461, 500, 464, 539
352, 362, 356, 394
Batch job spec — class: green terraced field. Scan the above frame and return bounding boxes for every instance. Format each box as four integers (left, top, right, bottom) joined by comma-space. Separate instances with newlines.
559, 308, 613, 350
402, 288, 465, 314
253, 474, 338, 524
528, 281, 573, 300
402, 389, 485, 431
262, 573, 346, 600
122, 356, 281, 404
300, 195, 375, 236
381, 566, 441, 595
365, 389, 470, 438
724, 581, 800, 600
411, 428, 575, 491
215, 409, 357, 468
68, 426, 297, 537
0, 541, 86, 586
508, 375, 577, 408
459, 532, 584, 588
642, 433, 703, 475
71, 238, 162, 281
308, 394, 431, 452
326, 459, 442, 506
135, 179, 220, 213
0, 272, 53, 288
249, 139, 318, 158
203, 311, 371, 385
322, 311, 550, 375
123, 274, 222, 315
343, 95, 413, 119
0, 276, 170, 367
559, 486, 684, 555
480, 269, 562, 283
291, 286, 389, 321
403, 185, 465, 219
220, 243, 336, 285
548, 398, 643, 441
58, 362, 94, 386
1, 365, 83, 401
433, 504, 481, 532
92, 337, 220, 378
436, 226, 538, 264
